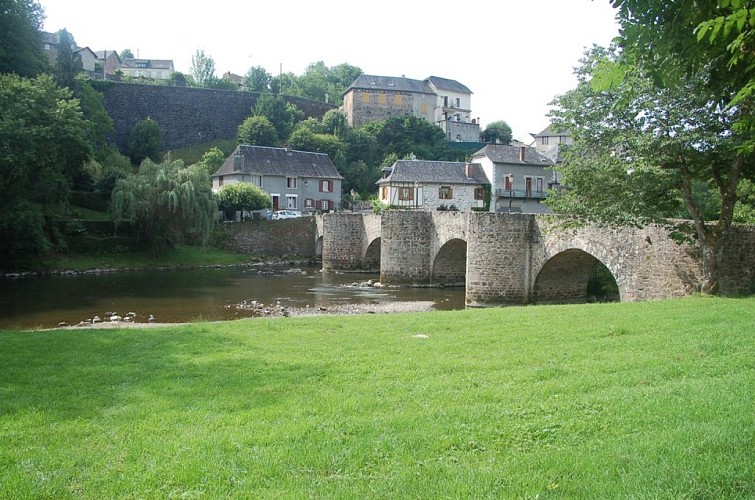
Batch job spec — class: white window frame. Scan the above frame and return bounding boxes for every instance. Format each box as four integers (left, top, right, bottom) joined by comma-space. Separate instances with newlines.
286, 195, 298, 209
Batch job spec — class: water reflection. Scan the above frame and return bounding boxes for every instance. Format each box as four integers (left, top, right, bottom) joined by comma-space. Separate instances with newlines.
0, 265, 466, 330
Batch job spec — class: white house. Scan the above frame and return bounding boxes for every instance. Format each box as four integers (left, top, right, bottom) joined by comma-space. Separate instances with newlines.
376, 160, 490, 211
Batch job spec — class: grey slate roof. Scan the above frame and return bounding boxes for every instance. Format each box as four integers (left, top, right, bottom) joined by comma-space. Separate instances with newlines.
426, 76, 473, 94
531, 123, 570, 138
376, 160, 489, 185
344, 74, 434, 95
470, 145, 555, 166
212, 145, 343, 179
122, 58, 174, 70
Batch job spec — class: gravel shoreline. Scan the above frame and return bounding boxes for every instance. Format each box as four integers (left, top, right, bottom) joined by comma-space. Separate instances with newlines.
47, 300, 438, 330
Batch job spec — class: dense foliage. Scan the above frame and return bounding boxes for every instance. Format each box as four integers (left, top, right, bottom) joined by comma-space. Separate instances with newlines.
111, 158, 217, 256
0, 74, 92, 268
0, 0, 49, 77
128, 117, 163, 164
215, 182, 272, 219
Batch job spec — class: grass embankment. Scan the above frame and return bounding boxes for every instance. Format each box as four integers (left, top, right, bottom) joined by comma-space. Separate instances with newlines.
1, 297, 753, 497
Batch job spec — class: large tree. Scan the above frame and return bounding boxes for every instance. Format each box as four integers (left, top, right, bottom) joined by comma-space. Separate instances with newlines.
481, 120, 512, 144
215, 182, 271, 220
242, 66, 271, 92
0, 74, 92, 268
53, 29, 81, 89
111, 158, 217, 256
253, 94, 304, 143
189, 49, 216, 88
0, 0, 49, 77
237, 115, 279, 146
549, 41, 753, 294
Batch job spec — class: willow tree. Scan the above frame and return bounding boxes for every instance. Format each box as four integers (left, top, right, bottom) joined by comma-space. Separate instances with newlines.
112, 158, 217, 257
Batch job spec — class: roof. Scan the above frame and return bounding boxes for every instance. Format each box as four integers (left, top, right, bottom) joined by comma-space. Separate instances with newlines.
376, 160, 489, 185
212, 145, 343, 179
344, 74, 433, 95
426, 76, 473, 94
470, 145, 555, 166
122, 58, 174, 70
531, 123, 570, 138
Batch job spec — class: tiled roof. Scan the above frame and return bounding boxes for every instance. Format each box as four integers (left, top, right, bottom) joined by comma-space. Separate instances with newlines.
344, 74, 434, 95
212, 145, 343, 179
426, 76, 473, 94
531, 123, 570, 138
376, 160, 489, 185
470, 145, 555, 166
122, 58, 174, 70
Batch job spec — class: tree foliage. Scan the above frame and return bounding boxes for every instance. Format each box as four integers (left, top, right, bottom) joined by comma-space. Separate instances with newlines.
237, 115, 279, 146
215, 182, 271, 217
128, 117, 163, 164
481, 120, 512, 144
243, 66, 271, 92
253, 94, 304, 143
0, 74, 91, 267
189, 49, 216, 88
111, 157, 217, 256
53, 29, 81, 89
362, 115, 450, 162
0, 0, 49, 77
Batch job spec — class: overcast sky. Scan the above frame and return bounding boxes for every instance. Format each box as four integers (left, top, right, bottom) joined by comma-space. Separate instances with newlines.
40, 0, 619, 142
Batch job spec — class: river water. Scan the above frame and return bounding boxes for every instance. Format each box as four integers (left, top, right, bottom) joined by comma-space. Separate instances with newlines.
0, 265, 466, 330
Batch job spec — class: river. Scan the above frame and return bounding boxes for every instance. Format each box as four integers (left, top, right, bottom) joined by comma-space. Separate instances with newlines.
0, 265, 467, 330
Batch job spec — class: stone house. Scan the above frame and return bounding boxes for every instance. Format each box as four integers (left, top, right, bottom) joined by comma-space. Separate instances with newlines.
94, 50, 123, 76
469, 145, 556, 213
212, 145, 343, 214
342, 74, 481, 142
376, 160, 490, 211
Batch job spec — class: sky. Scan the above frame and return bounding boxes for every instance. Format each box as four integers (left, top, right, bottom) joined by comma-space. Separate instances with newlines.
40, 0, 620, 142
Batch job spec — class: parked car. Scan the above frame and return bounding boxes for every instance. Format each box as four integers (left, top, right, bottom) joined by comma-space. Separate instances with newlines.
271, 209, 302, 220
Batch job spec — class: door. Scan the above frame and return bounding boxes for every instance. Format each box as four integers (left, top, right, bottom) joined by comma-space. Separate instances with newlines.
272, 195, 280, 211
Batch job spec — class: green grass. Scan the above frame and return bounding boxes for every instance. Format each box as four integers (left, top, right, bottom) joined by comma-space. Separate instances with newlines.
52, 244, 264, 272
1, 297, 753, 498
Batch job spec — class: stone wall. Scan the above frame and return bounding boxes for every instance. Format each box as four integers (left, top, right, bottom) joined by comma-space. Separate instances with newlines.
380, 211, 434, 284
719, 223, 755, 295
321, 214, 371, 270
98, 82, 336, 151
219, 217, 317, 258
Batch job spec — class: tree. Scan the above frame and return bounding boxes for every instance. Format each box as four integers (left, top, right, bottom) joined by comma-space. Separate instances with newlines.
0, 74, 91, 268
111, 157, 217, 256
74, 78, 114, 157
53, 29, 82, 89
189, 49, 216, 88
128, 117, 163, 164
120, 48, 134, 59
481, 120, 512, 144
215, 182, 271, 220
0, 0, 49, 77
237, 115, 279, 146
287, 127, 346, 166
548, 44, 753, 294
243, 66, 271, 92
362, 115, 450, 163
295, 61, 361, 106
253, 94, 304, 142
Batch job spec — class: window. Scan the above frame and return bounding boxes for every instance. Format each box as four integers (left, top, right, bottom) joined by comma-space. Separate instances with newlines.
287, 177, 297, 189
305, 198, 314, 208
381, 186, 388, 200
251, 175, 262, 187
286, 195, 297, 209
456, 97, 460, 107
320, 180, 332, 192
421, 102, 428, 114
320, 199, 331, 210
399, 186, 414, 201
393, 95, 404, 105
541, 136, 549, 145
536, 177, 544, 193
474, 187, 486, 200
439, 186, 453, 199
361, 92, 371, 104
504, 175, 512, 191
378, 94, 386, 105
218, 176, 224, 187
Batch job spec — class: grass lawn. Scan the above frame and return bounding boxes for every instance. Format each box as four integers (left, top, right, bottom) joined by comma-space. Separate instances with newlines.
1, 296, 753, 498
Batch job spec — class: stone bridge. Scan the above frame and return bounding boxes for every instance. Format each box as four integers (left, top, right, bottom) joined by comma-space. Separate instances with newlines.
318, 212, 755, 306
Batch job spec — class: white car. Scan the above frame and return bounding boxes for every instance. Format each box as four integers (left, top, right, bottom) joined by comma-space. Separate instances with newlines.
271, 210, 302, 220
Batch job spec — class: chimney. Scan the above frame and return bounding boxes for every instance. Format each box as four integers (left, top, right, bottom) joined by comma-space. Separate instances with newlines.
285, 144, 292, 154
465, 163, 473, 178
233, 151, 244, 172
519, 146, 526, 162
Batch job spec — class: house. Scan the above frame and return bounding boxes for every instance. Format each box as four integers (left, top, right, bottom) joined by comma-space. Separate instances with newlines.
376, 160, 490, 211
94, 50, 123, 76
41, 32, 96, 72
212, 145, 343, 215
530, 124, 573, 162
119, 58, 175, 80
342, 74, 481, 142
469, 145, 556, 213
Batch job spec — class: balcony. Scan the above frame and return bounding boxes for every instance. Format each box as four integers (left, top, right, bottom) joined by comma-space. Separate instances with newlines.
495, 189, 548, 200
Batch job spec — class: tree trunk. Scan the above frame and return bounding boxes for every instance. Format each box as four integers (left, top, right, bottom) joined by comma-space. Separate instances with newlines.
699, 238, 720, 295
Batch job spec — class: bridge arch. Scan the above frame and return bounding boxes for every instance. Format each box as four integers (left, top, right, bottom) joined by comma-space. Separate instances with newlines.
431, 238, 467, 286
533, 248, 620, 304
363, 237, 381, 272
